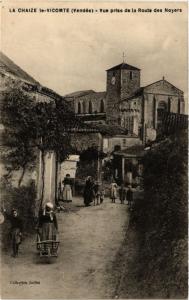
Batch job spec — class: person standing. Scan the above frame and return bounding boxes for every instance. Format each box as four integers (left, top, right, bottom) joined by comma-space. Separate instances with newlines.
3, 208, 23, 257
119, 184, 127, 204
127, 185, 133, 210
37, 202, 58, 241
62, 174, 73, 203
83, 176, 95, 207
110, 182, 118, 203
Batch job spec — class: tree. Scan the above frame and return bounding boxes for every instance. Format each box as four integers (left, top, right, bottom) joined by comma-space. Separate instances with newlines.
131, 130, 188, 297
1, 88, 37, 186
1, 87, 82, 202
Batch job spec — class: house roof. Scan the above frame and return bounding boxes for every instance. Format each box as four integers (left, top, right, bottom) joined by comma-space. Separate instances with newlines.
0, 51, 39, 85
106, 62, 140, 72
90, 123, 129, 136
114, 144, 145, 158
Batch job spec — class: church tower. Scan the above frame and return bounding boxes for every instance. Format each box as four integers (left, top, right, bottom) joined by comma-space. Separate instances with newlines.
106, 61, 140, 125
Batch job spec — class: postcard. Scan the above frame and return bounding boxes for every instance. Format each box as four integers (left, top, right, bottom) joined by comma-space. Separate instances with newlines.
0, 1, 188, 299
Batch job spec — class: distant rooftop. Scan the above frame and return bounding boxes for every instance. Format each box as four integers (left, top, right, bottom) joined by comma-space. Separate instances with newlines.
106, 62, 140, 72
114, 144, 145, 157
0, 51, 39, 85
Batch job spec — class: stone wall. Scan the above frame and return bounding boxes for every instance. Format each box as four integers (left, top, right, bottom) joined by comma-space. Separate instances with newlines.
120, 69, 140, 100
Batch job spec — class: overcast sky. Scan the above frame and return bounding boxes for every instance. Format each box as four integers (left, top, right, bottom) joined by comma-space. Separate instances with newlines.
1, 1, 188, 107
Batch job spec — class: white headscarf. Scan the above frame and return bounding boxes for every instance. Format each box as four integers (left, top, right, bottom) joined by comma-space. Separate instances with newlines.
43, 202, 54, 221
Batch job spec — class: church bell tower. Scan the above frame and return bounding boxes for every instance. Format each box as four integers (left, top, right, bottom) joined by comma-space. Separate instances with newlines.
106, 59, 140, 125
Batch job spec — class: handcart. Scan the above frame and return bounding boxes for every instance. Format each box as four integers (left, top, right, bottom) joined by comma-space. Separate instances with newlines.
36, 234, 60, 258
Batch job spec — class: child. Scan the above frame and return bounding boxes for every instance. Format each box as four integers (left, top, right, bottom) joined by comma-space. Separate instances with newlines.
100, 188, 105, 204
127, 185, 133, 210
94, 182, 101, 206
119, 184, 127, 204
110, 182, 118, 203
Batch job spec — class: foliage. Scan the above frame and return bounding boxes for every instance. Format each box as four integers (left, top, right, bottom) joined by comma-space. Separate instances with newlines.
1, 179, 36, 249
130, 130, 188, 298
1, 88, 37, 185
1, 87, 80, 186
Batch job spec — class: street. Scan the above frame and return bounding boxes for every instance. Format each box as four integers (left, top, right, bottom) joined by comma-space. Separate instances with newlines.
1, 197, 129, 299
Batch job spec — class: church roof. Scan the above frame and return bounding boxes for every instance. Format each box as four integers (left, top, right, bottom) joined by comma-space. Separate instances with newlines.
0, 51, 39, 85
64, 90, 95, 98
143, 79, 183, 94
106, 62, 140, 72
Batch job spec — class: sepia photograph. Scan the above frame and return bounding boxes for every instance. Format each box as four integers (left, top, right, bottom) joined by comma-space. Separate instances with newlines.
0, 1, 188, 299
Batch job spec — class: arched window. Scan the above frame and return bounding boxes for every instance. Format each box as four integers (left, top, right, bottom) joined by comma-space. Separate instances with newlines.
157, 101, 167, 121
178, 98, 181, 114
83, 101, 86, 114
89, 101, 93, 114
100, 99, 105, 113
168, 97, 171, 112
78, 102, 81, 114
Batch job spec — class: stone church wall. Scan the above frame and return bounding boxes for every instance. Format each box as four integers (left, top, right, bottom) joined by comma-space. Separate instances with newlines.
65, 93, 106, 115
106, 70, 121, 124
120, 69, 140, 100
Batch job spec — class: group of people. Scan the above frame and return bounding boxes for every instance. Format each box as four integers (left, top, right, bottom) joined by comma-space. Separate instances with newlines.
83, 176, 133, 208
110, 182, 133, 207
83, 176, 105, 207
3, 176, 134, 258
3, 202, 58, 258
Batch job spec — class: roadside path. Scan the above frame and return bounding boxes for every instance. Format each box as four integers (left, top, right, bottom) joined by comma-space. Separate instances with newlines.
1, 197, 129, 299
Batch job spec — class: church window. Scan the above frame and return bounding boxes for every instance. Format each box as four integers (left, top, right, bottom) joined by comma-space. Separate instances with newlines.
83, 101, 86, 114
178, 98, 181, 114
100, 99, 105, 113
78, 102, 82, 114
157, 101, 167, 121
168, 97, 171, 112
89, 100, 93, 114
130, 71, 133, 80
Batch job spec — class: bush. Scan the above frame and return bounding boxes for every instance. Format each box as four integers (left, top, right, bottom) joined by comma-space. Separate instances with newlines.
130, 130, 188, 298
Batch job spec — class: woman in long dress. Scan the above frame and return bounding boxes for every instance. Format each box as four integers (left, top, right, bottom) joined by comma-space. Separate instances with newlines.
83, 176, 95, 206
62, 174, 73, 202
38, 202, 58, 241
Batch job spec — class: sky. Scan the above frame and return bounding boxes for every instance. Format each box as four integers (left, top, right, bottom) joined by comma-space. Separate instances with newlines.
1, 1, 188, 108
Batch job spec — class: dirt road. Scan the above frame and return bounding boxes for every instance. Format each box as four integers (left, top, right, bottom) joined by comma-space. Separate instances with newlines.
1, 197, 129, 299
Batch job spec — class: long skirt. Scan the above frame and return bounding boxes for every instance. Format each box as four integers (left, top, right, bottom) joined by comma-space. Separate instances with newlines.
39, 223, 57, 241
63, 184, 72, 202
83, 189, 95, 206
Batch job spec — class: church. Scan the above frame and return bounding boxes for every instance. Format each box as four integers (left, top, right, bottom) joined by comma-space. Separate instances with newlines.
64, 60, 185, 145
